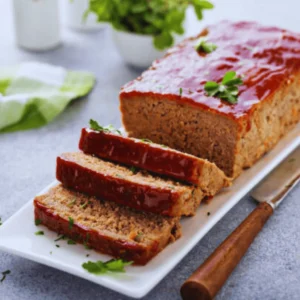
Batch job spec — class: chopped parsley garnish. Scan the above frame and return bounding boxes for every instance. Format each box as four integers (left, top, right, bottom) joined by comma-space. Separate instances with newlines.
84, 233, 91, 250
134, 232, 143, 242
35, 219, 42, 226
89, 119, 122, 135
54, 235, 66, 242
67, 239, 76, 245
82, 259, 132, 275
0, 217, 2, 226
140, 138, 152, 143
35, 231, 44, 236
1, 270, 11, 283
68, 198, 76, 207
195, 38, 217, 53
68, 217, 74, 230
179, 87, 183, 96
80, 202, 88, 209
204, 71, 243, 104
130, 166, 137, 174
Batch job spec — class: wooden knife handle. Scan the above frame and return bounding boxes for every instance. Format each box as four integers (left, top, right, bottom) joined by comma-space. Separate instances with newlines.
181, 202, 274, 300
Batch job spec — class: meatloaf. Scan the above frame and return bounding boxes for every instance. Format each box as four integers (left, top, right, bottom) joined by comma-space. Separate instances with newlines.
79, 127, 230, 189
56, 152, 205, 217
120, 21, 300, 178
34, 185, 181, 265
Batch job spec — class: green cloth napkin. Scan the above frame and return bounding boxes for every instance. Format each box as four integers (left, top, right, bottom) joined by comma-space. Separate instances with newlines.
0, 62, 95, 132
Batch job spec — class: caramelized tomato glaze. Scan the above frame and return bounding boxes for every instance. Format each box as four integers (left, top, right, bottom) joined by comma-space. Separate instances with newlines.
120, 21, 300, 119
56, 156, 179, 216
79, 128, 199, 184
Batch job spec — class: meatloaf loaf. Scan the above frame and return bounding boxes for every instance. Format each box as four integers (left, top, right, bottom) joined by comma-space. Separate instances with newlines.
79, 127, 230, 189
56, 152, 205, 217
34, 185, 181, 265
120, 21, 300, 178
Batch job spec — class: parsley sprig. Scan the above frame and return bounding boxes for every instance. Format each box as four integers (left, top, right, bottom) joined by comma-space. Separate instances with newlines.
204, 71, 243, 104
195, 38, 217, 53
90, 119, 122, 135
82, 259, 132, 275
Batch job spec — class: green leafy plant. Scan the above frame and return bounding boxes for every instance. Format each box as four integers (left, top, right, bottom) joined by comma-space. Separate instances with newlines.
86, 0, 214, 50
204, 71, 243, 104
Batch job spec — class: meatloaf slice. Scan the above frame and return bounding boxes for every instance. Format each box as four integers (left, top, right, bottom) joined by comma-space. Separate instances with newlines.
34, 185, 181, 265
56, 152, 204, 217
120, 21, 300, 178
79, 127, 230, 190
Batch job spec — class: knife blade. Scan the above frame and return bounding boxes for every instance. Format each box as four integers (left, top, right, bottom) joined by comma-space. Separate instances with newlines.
181, 147, 300, 300
251, 147, 300, 208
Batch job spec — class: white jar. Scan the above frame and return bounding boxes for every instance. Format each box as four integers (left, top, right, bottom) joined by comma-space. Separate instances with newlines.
12, 0, 61, 51
63, 0, 107, 32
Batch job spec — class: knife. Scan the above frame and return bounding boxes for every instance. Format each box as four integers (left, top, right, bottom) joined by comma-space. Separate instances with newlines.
181, 147, 300, 300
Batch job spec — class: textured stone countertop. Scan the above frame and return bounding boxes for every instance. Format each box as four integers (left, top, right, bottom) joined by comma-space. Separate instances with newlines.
0, 1, 299, 299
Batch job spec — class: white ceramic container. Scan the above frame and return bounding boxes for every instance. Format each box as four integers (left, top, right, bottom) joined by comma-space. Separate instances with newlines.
111, 29, 185, 69
63, 0, 107, 31
12, 0, 61, 51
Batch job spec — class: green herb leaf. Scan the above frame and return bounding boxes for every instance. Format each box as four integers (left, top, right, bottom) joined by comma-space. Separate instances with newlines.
67, 239, 76, 245
140, 138, 152, 143
54, 235, 66, 242
68, 198, 76, 207
179, 87, 183, 96
195, 38, 217, 53
134, 232, 143, 242
0, 217, 2, 226
1, 270, 11, 283
82, 259, 133, 275
80, 202, 88, 209
35, 219, 42, 226
35, 231, 44, 236
89, 119, 122, 135
204, 71, 243, 104
56, 244, 60, 248
130, 166, 137, 174
68, 217, 74, 230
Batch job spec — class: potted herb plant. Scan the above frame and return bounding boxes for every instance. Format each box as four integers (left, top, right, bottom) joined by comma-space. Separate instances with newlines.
86, 0, 214, 68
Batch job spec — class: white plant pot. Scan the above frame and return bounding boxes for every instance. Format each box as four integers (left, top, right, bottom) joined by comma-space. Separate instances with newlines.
12, 0, 61, 51
63, 0, 107, 32
111, 29, 184, 69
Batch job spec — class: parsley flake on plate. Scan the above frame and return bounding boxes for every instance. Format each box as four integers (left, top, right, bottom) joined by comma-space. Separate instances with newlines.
82, 259, 132, 275
35, 231, 44, 236
0, 270, 11, 283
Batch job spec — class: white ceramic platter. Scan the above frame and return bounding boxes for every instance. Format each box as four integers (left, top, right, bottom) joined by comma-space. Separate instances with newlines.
0, 124, 299, 298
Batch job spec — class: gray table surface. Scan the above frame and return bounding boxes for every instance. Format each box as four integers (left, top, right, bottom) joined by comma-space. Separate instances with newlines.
1, 1, 300, 299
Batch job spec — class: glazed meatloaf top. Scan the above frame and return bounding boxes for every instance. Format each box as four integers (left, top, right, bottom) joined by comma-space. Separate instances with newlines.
120, 21, 300, 120
34, 185, 181, 265
79, 127, 230, 187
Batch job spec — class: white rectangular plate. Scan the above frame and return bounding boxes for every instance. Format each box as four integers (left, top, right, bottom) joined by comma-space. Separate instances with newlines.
0, 124, 299, 299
